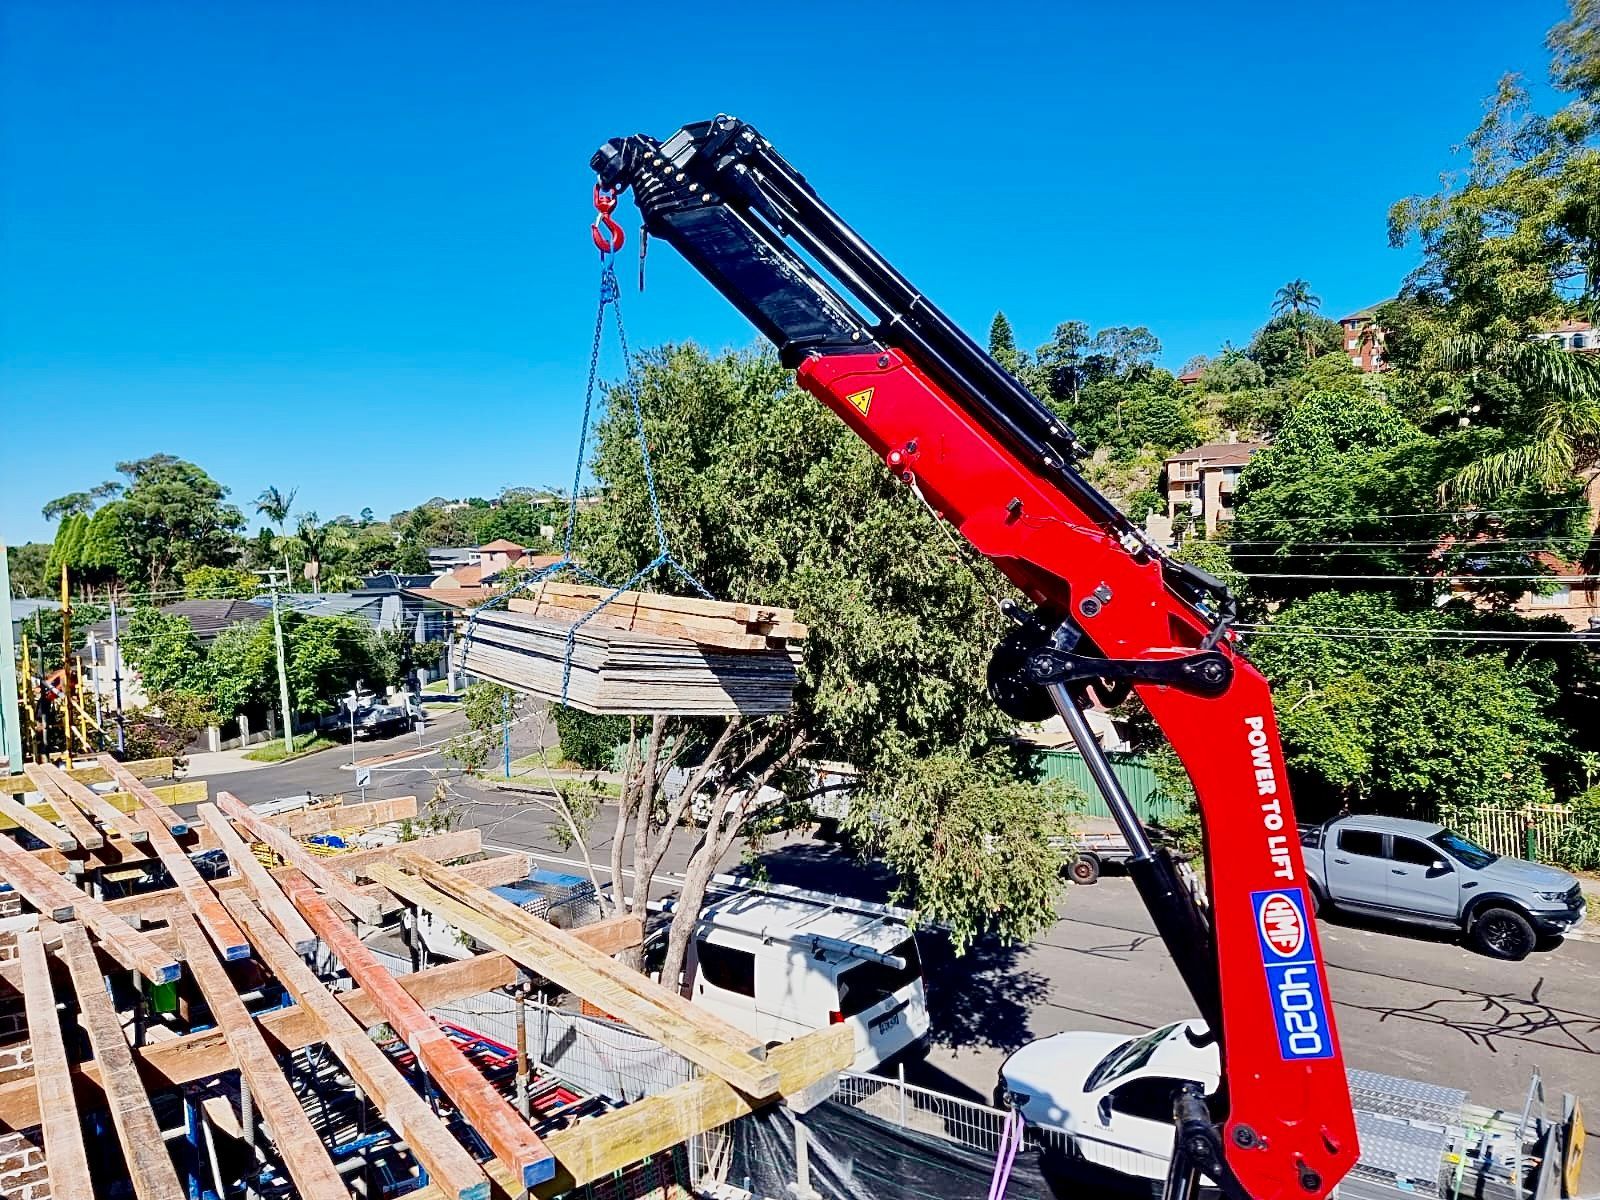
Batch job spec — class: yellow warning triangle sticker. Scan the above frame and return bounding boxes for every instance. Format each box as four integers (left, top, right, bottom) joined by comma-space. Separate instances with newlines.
846, 387, 874, 416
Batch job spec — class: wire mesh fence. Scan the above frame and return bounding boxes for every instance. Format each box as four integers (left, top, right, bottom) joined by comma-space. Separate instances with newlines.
427, 990, 696, 1104
829, 1070, 1069, 1157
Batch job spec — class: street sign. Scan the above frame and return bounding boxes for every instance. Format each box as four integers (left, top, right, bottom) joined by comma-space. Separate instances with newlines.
354, 766, 372, 788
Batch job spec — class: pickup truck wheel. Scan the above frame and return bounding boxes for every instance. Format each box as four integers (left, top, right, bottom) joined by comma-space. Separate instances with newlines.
1471, 907, 1536, 961
1307, 881, 1328, 917
1069, 854, 1101, 886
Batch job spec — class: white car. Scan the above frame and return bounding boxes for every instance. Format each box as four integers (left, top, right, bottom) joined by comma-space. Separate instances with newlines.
999, 1020, 1217, 1181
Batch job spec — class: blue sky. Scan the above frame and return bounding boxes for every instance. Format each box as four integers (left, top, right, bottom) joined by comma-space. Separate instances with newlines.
0, 0, 1568, 546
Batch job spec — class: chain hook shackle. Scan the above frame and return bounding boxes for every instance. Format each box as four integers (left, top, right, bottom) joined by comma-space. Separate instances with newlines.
590, 182, 626, 257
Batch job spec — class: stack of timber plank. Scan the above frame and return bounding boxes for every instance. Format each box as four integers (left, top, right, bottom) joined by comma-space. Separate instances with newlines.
461, 584, 805, 717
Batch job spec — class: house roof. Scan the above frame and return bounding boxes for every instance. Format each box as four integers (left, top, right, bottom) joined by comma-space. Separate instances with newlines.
404, 587, 487, 611
442, 564, 483, 587
477, 539, 526, 553
9, 598, 62, 623
1165, 440, 1267, 467
267, 592, 387, 619
83, 598, 266, 642
1544, 319, 1595, 334
359, 572, 440, 592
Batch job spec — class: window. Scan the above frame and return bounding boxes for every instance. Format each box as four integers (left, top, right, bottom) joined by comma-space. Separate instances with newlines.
1431, 830, 1498, 870
1086, 1023, 1181, 1090
1347, 339, 1358, 350
1351, 355, 1363, 366
1108, 1076, 1198, 1124
836, 937, 922, 1017
695, 940, 755, 997
1390, 837, 1444, 868
1573, 334, 1587, 349
1337, 829, 1384, 858
1529, 586, 1572, 607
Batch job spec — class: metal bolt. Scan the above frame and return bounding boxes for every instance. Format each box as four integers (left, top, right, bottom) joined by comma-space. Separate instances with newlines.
1233, 1126, 1258, 1149
1079, 597, 1101, 619
877, 356, 889, 368
1093, 584, 1112, 603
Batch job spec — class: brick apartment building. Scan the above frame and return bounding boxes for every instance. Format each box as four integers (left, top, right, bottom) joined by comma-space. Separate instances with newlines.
1163, 438, 1266, 536
1338, 305, 1386, 372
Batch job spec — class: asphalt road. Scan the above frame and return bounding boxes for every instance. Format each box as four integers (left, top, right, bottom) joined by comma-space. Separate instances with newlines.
186, 754, 1600, 1186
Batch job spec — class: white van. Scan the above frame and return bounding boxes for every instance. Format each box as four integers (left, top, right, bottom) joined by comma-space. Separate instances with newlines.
683, 882, 930, 1071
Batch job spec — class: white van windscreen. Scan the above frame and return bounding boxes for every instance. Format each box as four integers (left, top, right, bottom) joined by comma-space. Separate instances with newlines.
835, 937, 921, 1018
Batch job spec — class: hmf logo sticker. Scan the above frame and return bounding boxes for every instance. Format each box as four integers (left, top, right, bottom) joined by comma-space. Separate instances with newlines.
1250, 889, 1333, 1060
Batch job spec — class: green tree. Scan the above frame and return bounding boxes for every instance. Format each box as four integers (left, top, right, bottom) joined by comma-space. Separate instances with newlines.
254, 485, 297, 538
182, 565, 258, 599
122, 608, 206, 696
41, 481, 121, 522
369, 626, 443, 690
283, 614, 381, 715
203, 621, 278, 719
5, 544, 50, 597
988, 311, 1023, 373
114, 455, 244, 591
442, 682, 520, 775
1197, 346, 1266, 393
289, 512, 351, 595
582, 344, 1069, 960
21, 604, 108, 672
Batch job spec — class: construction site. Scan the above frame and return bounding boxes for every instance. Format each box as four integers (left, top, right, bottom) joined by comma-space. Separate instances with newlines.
0, 753, 853, 1200
4, 51, 1600, 1200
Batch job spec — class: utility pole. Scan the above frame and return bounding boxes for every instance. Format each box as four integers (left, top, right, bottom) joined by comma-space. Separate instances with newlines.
59, 565, 73, 767
0, 545, 21, 772
109, 599, 126, 753
256, 569, 295, 758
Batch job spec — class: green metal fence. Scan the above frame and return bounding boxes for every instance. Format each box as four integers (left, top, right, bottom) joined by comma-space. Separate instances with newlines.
1032, 749, 1188, 824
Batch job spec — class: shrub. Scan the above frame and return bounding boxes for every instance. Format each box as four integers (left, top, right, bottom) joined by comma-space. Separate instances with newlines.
1554, 787, 1600, 871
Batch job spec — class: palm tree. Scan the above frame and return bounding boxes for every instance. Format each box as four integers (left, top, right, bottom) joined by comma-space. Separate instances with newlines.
1271, 279, 1322, 320
1440, 334, 1600, 499
291, 511, 350, 595
1272, 279, 1324, 360
255, 485, 297, 534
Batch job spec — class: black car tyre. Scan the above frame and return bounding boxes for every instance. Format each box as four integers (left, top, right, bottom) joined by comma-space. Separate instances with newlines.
1069, 854, 1101, 885
1471, 906, 1536, 961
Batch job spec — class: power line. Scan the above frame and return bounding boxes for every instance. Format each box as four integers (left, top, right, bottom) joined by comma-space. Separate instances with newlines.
1228, 579, 1593, 588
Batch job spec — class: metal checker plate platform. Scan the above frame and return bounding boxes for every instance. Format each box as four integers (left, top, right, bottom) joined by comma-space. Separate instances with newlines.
1348, 1068, 1467, 1125
1352, 1111, 1450, 1193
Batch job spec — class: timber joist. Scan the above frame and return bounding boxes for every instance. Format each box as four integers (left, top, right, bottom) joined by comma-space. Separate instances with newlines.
4, 774, 841, 1199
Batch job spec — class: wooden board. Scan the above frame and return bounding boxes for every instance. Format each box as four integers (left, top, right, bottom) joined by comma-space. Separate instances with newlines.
0, 837, 179, 983
95, 755, 188, 835
21, 764, 104, 849
17, 929, 94, 1200
217, 792, 383, 924
0, 949, 522, 1129
54, 920, 186, 1200
0, 757, 173, 795
413, 1025, 854, 1200
282, 870, 555, 1188
0, 793, 75, 851
371, 858, 778, 1097
315, 827, 484, 880
464, 608, 800, 717
170, 911, 349, 1197
30, 761, 148, 843
134, 806, 248, 960
223, 894, 491, 1200
196, 801, 316, 953
268, 795, 419, 837
514, 581, 805, 638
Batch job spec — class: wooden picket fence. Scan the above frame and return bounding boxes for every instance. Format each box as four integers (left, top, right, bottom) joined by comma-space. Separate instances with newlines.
1453, 804, 1572, 862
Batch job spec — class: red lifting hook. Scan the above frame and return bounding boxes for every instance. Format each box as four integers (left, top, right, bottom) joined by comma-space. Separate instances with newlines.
591, 183, 626, 255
